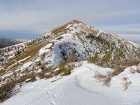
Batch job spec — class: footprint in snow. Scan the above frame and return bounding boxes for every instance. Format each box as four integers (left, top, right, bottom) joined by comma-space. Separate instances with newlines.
54, 95, 57, 98
47, 91, 51, 94
51, 101, 55, 105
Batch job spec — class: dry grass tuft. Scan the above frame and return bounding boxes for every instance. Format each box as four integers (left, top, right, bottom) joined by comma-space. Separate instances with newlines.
112, 66, 125, 76
3, 41, 49, 72
122, 77, 132, 90
51, 24, 68, 35
136, 63, 140, 73
85, 27, 98, 35
0, 83, 15, 103
0, 41, 55, 103
113, 60, 140, 75
94, 71, 112, 87
94, 60, 140, 89
121, 60, 139, 67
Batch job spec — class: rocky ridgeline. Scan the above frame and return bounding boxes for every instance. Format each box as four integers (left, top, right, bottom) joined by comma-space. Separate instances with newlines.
0, 20, 140, 68
49, 20, 140, 67
0, 20, 140, 103
0, 33, 52, 67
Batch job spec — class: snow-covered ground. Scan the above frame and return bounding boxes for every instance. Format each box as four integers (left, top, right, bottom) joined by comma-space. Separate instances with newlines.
1, 62, 140, 105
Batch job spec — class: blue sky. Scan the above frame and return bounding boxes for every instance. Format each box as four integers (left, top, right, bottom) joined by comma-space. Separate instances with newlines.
0, 0, 140, 43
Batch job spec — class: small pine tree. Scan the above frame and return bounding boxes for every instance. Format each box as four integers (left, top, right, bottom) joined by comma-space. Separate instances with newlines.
101, 49, 112, 66
88, 52, 99, 63
57, 61, 73, 76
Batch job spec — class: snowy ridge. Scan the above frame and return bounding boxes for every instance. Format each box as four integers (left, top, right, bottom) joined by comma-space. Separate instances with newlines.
1, 62, 140, 105
49, 20, 140, 66
0, 20, 140, 85
0, 20, 139, 67
0, 32, 52, 67
0, 20, 140, 86
0, 20, 140, 104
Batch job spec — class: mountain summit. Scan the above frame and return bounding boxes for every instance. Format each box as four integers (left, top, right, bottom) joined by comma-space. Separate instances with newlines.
0, 20, 140, 66
0, 20, 139, 68
0, 20, 140, 103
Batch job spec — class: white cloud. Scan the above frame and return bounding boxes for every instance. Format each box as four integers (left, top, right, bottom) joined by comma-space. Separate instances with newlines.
0, 0, 140, 41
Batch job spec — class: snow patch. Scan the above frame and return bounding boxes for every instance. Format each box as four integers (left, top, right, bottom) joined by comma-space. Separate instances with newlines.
2, 62, 140, 105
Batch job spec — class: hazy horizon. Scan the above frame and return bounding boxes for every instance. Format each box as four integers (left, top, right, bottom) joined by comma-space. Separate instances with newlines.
0, 0, 140, 42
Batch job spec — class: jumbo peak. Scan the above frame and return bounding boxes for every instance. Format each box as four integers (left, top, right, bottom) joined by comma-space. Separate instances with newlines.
51, 20, 97, 35
68, 20, 83, 24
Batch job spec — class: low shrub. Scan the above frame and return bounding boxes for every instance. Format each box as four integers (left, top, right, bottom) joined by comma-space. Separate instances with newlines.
55, 61, 74, 76
94, 60, 140, 89
88, 53, 99, 64
122, 77, 132, 90
94, 71, 112, 87
0, 82, 16, 103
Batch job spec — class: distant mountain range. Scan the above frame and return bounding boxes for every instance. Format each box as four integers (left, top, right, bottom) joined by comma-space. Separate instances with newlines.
0, 38, 28, 48
0, 38, 20, 48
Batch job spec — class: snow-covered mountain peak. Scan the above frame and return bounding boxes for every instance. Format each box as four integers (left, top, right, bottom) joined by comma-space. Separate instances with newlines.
0, 20, 139, 68
0, 20, 140, 104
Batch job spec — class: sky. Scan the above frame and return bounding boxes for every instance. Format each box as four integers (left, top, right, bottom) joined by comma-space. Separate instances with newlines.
0, 0, 140, 43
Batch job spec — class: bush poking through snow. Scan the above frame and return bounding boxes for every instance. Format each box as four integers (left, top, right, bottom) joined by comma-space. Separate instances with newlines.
0, 83, 15, 103
55, 61, 74, 76
88, 53, 99, 64
94, 60, 140, 89
129, 67, 136, 74
125, 62, 140, 74
94, 71, 112, 87
120, 60, 140, 74
136, 63, 140, 73
113, 66, 125, 76
58, 61, 71, 76
122, 77, 132, 90
41, 52, 46, 60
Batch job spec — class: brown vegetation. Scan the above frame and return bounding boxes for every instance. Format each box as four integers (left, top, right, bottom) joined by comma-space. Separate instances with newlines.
85, 27, 98, 35
94, 60, 140, 89
122, 77, 132, 90
1, 41, 49, 72
94, 71, 112, 87
55, 61, 74, 76
51, 24, 68, 35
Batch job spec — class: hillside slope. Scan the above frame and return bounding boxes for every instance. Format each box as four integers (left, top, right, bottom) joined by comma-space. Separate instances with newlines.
1, 62, 140, 105
0, 20, 140, 103
0, 20, 139, 67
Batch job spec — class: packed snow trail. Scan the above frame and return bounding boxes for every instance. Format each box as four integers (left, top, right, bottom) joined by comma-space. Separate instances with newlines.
54, 67, 122, 105
1, 62, 140, 105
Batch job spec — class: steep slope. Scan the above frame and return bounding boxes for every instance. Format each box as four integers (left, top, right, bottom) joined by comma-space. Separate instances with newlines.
0, 20, 140, 103
49, 20, 140, 67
